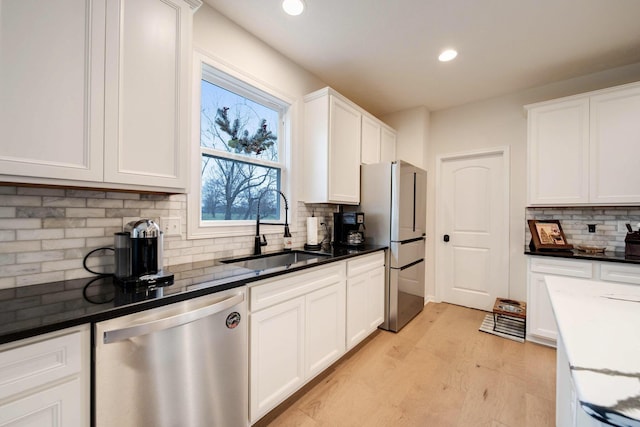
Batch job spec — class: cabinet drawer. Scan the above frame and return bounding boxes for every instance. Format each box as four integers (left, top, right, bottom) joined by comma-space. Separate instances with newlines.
600, 263, 640, 285
0, 330, 82, 401
347, 252, 385, 277
530, 257, 593, 278
250, 262, 345, 311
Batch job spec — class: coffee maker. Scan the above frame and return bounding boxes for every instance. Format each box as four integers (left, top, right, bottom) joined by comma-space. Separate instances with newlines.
333, 212, 365, 247
114, 219, 174, 287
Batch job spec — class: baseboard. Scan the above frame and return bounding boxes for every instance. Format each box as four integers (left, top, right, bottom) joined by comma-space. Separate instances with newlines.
424, 295, 436, 305
526, 333, 557, 348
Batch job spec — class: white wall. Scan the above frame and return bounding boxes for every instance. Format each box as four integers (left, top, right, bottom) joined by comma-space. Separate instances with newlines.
193, 4, 326, 204
426, 62, 640, 303
382, 106, 430, 170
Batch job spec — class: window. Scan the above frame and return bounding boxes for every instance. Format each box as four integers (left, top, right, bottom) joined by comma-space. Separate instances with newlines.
189, 54, 293, 238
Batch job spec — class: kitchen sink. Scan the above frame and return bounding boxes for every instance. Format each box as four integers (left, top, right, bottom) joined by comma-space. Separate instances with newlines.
220, 250, 331, 271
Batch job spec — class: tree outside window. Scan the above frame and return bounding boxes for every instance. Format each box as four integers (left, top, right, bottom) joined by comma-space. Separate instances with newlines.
199, 72, 287, 223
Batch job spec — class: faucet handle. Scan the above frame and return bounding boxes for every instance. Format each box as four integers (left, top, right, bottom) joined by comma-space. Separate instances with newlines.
261, 234, 268, 246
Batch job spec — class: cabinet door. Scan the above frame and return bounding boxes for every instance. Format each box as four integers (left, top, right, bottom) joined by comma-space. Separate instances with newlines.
590, 85, 640, 204
527, 272, 558, 343
361, 115, 381, 164
527, 98, 590, 205
328, 96, 361, 204
103, 0, 190, 189
0, 0, 105, 182
305, 282, 346, 378
0, 377, 83, 427
380, 126, 396, 162
346, 269, 383, 350
346, 273, 368, 350
250, 297, 305, 423
368, 265, 386, 330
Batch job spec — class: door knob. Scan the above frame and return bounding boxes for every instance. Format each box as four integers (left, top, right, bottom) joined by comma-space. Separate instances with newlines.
443, 234, 450, 242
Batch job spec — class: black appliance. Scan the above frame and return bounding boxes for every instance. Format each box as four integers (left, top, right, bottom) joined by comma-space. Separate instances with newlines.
114, 219, 174, 287
333, 212, 365, 247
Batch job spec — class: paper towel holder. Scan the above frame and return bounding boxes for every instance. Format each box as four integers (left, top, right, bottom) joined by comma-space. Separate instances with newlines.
304, 212, 322, 251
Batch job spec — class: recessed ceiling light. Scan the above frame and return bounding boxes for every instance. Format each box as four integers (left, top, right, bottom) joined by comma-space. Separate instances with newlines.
282, 0, 305, 16
438, 49, 458, 62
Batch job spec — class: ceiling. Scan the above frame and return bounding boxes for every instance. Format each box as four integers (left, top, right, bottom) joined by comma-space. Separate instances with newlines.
202, 0, 640, 116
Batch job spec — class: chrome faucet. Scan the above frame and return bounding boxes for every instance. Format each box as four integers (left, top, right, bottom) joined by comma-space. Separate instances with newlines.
254, 190, 290, 255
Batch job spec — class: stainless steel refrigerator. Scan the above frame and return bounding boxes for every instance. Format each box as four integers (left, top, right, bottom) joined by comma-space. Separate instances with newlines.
360, 161, 426, 332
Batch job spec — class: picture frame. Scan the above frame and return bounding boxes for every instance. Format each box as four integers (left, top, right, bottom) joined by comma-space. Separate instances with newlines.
528, 219, 573, 251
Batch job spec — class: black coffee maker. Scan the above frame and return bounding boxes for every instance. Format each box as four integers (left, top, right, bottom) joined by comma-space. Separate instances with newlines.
333, 212, 365, 247
114, 219, 174, 287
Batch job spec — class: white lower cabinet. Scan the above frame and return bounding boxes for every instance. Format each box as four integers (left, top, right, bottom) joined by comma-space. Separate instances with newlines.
557, 336, 606, 427
346, 252, 385, 350
250, 296, 306, 422
528, 272, 560, 343
527, 256, 640, 347
0, 325, 90, 427
527, 257, 593, 346
249, 262, 346, 424
305, 283, 346, 378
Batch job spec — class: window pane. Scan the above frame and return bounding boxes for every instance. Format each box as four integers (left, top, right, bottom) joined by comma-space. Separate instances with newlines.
201, 79, 279, 162
201, 155, 281, 221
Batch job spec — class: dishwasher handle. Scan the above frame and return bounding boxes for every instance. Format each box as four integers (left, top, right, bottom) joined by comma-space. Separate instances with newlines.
103, 292, 244, 344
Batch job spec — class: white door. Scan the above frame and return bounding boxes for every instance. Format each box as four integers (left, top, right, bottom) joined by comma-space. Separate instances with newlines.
437, 149, 509, 311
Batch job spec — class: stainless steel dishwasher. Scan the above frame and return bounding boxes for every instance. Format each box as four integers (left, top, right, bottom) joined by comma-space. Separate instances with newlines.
94, 286, 248, 427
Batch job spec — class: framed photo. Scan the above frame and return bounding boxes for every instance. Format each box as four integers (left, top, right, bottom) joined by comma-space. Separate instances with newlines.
528, 220, 573, 251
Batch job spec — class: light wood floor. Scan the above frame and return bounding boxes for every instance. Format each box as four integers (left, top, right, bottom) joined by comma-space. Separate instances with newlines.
258, 302, 556, 427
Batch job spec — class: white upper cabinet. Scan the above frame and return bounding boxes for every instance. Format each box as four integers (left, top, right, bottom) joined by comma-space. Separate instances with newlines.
0, 0, 200, 192
303, 88, 362, 204
0, 0, 106, 182
527, 98, 590, 205
361, 114, 381, 165
303, 87, 397, 204
527, 81, 640, 206
103, 0, 193, 189
380, 125, 397, 162
589, 85, 640, 204
361, 114, 397, 165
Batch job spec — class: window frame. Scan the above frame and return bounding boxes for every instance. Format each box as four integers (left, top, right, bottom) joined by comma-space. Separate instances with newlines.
188, 51, 295, 239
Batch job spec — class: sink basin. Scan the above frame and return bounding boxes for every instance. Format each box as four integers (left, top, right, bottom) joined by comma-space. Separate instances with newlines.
220, 250, 331, 271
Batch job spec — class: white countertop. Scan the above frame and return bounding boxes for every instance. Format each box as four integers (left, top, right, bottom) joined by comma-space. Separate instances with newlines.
546, 276, 640, 427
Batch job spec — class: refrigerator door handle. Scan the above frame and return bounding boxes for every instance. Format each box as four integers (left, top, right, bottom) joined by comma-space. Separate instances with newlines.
399, 236, 425, 245
103, 292, 245, 344
412, 172, 417, 232
399, 258, 424, 271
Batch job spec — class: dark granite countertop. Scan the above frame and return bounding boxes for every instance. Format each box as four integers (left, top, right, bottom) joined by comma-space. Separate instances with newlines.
524, 247, 640, 264
0, 245, 386, 345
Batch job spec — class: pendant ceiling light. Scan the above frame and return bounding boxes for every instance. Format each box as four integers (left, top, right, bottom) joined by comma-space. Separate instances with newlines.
282, 0, 305, 16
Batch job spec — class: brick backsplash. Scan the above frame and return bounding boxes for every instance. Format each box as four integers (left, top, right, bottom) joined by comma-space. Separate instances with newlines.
525, 207, 640, 252
0, 185, 337, 289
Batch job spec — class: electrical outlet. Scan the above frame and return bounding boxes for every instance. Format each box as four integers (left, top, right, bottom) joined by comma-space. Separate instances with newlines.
160, 217, 181, 236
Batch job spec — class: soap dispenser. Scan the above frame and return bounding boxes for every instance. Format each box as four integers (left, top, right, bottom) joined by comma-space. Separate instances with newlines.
283, 224, 292, 251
